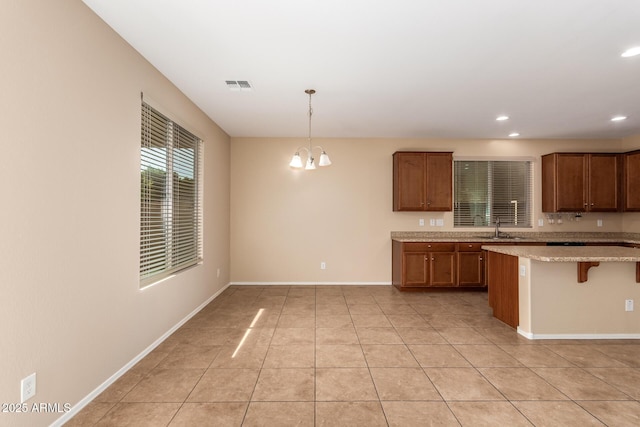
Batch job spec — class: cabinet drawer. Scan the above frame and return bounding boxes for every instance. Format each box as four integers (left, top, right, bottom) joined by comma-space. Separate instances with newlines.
457, 242, 483, 252
403, 242, 455, 252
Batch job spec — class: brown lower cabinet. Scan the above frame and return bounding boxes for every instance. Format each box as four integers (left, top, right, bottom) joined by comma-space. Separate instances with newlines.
393, 241, 488, 290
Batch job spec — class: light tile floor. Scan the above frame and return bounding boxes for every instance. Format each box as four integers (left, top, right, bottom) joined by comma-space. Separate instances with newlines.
68, 285, 640, 426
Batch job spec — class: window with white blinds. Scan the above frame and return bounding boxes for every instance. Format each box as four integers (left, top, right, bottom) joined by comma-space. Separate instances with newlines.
140, 102, 202, 286
454, 160, 532, 228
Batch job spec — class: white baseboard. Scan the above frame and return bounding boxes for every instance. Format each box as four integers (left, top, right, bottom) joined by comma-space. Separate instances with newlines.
51, 283, 230, 427
517, 327, 640, 340
230, 281, 392, 286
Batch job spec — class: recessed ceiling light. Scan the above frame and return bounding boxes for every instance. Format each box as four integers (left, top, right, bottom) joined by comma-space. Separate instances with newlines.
496, 115, 509, 121
611, 115, 627, 122
509, 132, 520, 137
621, 46, 640, 57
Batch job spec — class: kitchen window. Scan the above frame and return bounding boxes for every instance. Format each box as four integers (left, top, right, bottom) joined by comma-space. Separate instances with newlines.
454, 160, 532, 228
140, 101, 202, 287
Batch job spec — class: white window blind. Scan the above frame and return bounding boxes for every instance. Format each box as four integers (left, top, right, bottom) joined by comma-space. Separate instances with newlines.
140, 102, 202, 286
454, 160, 532, 228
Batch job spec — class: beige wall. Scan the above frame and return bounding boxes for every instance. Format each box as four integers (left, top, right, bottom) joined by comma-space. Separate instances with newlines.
231, 137, 629, 284
1, 1, 230, 426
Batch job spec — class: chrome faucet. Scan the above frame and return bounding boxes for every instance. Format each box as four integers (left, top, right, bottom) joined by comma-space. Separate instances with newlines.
494, 217, 501, 238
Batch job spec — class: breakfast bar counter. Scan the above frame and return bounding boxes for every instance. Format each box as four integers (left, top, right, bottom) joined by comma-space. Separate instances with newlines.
482, 245, 640, 339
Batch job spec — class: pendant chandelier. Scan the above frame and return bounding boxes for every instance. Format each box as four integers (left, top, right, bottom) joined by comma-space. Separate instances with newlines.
289, 89, 331, 170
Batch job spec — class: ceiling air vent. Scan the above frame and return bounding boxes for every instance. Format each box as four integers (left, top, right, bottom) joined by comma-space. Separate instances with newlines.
225, 80, 253, 91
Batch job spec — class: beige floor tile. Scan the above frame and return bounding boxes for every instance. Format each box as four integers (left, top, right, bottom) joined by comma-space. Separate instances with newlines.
478, 367, 569, 400
156, 344, 222, 369
122, 368, 204, 403
424, 368, 504, 401
394, 327, 445, 344
94, 372, 144, 403
362, 344, 419, 367
454, 344, 523, 367
592, 344, 640, 367
187, 368, 259, 402
315, 304, 350, 315
316, 401, 387, 427
355, 327, 404, 344
448, 401, 533, 426
586, 367, 640, 399
251, 368, 315, 401
68, 286, 640, 426
424, 314, 470, 328
95, 402, 181, 426
168, 402, 247, 426
270, 327, 315, 345
545, 344, 630, 367
436, 327, 492, 344
498, 344, 576, 367
315, 368, 378, 401
344, 295, 378, 305
243, 402, 314, 426
209, 344, 269, 368
370, 367, 441, 400
578, 401, 640, 427
409, 344, 471, 367
316, 327, 359, 345
377, 303, 418, 315
64, 402, 116, 426
263, 344, 315, 368
128, 350, 170, 376
532, 367, 632, 400
315, 314, 353, 328
513, 401, 606, 426
381, 401, 460, 427
277, 314, 316, 328
348, 304, 384, 315
316, 344, 367, 367
387, 314, 430, 327
350, 314, 392, 328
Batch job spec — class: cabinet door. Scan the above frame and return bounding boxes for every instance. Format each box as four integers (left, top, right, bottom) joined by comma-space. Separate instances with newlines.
429, 252, 456, 286
624, 151, 640, 211
588, 154, 620, 211
457, 252, 484, 287
393, 153, 426, 211
556, 154, 587, 211
425, 153, 453, 211
403, 252, 429, 286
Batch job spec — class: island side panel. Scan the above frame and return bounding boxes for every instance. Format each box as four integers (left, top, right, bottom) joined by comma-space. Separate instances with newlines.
486, 251, 519, 328
517, 257, 533, 337
529, 260, 640, 337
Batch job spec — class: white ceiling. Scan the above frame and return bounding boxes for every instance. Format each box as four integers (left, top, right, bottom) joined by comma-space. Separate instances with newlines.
83, 0, 640, 140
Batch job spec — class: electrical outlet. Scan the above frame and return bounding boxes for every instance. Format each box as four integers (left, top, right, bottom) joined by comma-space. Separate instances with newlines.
429, 219, 435, 226
597, 219, 603, 227
21, 373, 36, 403
625, 299, 634, 312
519, 265, 526, 277
538, 219, 544, 227
320, 262, 326, 270
419, 219, 424, 226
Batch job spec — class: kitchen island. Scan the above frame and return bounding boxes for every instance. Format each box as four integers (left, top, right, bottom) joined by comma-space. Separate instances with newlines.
483, 245, 640, 339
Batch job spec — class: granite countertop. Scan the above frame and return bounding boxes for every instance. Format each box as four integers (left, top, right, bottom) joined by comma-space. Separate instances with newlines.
481, 245, 640, 262
391, 231, 640, 245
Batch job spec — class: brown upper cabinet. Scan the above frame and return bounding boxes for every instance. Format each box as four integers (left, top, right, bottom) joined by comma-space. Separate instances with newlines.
542, 153, 621, 212
393, 151, 453, 211
623, 150, 640, 211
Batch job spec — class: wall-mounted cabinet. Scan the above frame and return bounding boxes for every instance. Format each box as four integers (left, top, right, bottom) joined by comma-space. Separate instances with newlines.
393, 151, 453, 211
541, 152, 621, 213
624, 150, 640, 211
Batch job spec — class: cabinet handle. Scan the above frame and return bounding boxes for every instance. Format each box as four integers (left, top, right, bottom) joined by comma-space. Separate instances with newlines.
420, 202, 425, 206
591, 203, 594, 206
468, 245, 473, 248
480, 257, 483, 261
